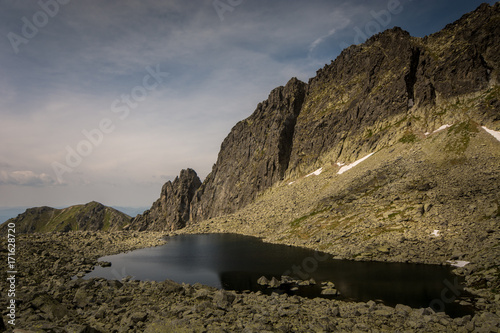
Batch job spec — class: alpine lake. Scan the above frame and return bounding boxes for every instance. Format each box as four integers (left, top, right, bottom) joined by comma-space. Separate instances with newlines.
83, 233, 474, 317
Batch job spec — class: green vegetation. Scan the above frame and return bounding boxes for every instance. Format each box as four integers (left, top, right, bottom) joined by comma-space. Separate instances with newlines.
3, 202, 131, 234
484, 85, 500, 105
103, 209, 112, 231
362, 224, 405, 241
290, 207, 329, 228
393, 116, 408, 128
399, 132, 418, 143
47, 206, 80, 232
445, 120, 479, 154
387, 212, 400, 219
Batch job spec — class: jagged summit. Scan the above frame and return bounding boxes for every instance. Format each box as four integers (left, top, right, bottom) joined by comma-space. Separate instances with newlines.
129, 169, 201, 231
132, 3, 499, 231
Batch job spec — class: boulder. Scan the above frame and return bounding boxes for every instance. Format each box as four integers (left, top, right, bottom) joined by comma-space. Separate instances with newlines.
321, 288, 338, 296
98, 261, 112, 267
257, 276, 270, 286
269, 277, 281, 288
280, 275, 294, 284
130, 312, 148, 323
377, 246, 390, 254
395, 304, 412, 316
74, 288, 91, 308
213, 290, 236, 310
32, 293, 71, 320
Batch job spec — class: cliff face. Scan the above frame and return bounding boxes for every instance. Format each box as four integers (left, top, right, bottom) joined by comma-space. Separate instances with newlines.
288, 3, 499, 175
129, 169, 201, 231
0, 201, 131, 234
133, 3, 500, 231
287, 27, 414, 175
189, 78, 306, 221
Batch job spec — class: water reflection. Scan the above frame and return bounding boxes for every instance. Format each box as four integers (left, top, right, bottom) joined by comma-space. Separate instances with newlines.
84, 233, 474, 317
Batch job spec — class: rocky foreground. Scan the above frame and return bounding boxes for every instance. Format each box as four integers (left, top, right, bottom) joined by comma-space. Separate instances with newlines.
0, 231, 499, 332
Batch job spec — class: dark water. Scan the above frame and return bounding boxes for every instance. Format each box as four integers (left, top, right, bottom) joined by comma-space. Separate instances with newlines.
84, 233, 474, 317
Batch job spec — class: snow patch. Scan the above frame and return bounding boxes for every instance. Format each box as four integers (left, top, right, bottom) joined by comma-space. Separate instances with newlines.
288, 167, 323, 185
337, 153, 374, 175
425, 124, 452, 136
430, 230, 440, 237
447, 260, 470, 268
305, 167, 323, 178
336, 162, 345, 167
482, 126, 500, 142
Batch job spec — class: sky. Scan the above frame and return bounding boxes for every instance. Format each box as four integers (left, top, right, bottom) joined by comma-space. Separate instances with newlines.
0, 0, 496, 214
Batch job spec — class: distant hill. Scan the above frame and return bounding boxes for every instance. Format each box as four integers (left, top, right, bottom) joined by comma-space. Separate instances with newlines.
0, 207, 30, 224
0, 201, 131, 234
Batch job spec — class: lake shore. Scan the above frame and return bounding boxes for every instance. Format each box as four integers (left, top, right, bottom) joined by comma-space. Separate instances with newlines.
1, 231, 500, 332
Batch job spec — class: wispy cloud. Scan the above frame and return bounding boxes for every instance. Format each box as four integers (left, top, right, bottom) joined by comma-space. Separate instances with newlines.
309, 10, 352, 54
0, 170, 58, 187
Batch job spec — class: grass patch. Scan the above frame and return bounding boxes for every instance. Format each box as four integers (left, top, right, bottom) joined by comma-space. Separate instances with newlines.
399, 132, 418, 143
485, 85, 500, 102
393, 116, 408, 128
45, 206, 81, 232
290, 207, 329, 228
387, 212, 400, 219
445, 120, 479, 154
102, 209, 112, 231
362, 225, 405, 241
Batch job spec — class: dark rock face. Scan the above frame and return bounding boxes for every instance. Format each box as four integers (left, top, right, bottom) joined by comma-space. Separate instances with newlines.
288, 3, 499, 174
425, 2, 500, 93
189, 78, 306, 221
130, 169, 201, 231
288, 27, 415, 174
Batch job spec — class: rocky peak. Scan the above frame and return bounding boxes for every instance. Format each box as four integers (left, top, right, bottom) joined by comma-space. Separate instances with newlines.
130, 168, 201, 231
424, 2, 499, 88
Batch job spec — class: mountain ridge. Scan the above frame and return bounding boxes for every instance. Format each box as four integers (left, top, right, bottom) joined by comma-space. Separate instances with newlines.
131, 2, 499, 232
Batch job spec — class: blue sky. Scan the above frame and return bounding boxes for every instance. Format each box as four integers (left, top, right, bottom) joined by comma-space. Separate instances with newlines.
0, 0, 496, 213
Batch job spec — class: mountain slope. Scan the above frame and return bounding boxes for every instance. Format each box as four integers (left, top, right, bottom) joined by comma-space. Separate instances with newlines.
133, 2, 500, 232
186, 122, 500, 267
0, 201, 131, 234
